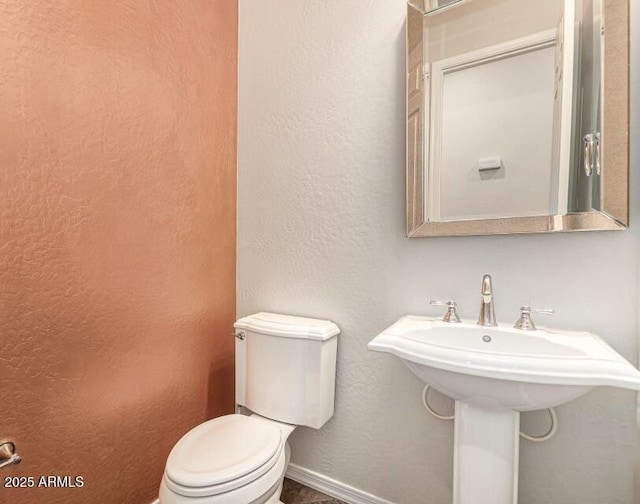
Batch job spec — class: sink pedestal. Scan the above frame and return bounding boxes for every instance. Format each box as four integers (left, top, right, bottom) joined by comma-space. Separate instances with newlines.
454, 401, 520, 504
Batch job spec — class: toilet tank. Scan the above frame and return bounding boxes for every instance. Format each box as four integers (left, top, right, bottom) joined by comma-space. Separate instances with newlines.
234, 312, 339, 429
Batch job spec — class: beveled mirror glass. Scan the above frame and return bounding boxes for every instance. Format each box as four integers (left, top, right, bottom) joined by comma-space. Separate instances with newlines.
407, 0, 629, 237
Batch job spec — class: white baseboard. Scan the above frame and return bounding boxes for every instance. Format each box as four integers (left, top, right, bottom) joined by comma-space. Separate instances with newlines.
152, 465, 394, 504
285, 463, 396, 504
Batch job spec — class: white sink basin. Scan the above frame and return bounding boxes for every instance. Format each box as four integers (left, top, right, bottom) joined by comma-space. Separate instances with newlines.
369, 316, 640, 411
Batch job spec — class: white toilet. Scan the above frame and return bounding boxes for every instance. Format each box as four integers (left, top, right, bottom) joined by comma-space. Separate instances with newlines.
159, 312, 340, 504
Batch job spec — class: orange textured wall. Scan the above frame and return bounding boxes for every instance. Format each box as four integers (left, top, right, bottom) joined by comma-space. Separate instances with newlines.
0, 1, 237, 503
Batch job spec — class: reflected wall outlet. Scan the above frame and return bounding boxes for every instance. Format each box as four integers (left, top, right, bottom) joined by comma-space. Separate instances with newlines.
478, 157, 503, 171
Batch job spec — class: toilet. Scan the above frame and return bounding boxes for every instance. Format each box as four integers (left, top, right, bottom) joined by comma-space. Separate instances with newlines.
159, 312, 340, 504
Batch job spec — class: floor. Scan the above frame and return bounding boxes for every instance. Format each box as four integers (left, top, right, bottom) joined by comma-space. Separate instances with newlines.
280, 478, 346, 504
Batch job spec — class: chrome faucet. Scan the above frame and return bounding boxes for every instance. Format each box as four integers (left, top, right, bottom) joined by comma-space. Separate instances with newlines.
477, 274, 497, 327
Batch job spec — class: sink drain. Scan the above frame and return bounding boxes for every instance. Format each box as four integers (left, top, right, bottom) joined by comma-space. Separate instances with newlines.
482, 335, 492, 343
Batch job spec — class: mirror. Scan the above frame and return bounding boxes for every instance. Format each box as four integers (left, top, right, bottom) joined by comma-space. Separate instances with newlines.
406, 0, 629, 237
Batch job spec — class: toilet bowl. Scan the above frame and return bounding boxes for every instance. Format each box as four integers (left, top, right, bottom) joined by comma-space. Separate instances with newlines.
158, 312, 340, 504
159, 414, 295, 504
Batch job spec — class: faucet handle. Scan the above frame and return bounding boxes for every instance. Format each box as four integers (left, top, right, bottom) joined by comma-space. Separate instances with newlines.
430, 300, 462, 323
514, 305, 554, 331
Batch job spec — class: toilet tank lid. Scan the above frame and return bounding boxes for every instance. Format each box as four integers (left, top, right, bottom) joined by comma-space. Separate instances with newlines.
234, 312, 339, 341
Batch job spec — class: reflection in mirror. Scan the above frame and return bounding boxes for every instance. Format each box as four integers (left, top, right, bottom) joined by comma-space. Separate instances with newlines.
406, 0, 629, 237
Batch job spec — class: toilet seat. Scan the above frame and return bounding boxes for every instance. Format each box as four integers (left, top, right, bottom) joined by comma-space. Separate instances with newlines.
163, 414, 284, 499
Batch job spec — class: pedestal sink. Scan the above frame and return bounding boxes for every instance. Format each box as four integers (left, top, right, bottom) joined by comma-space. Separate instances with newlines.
368, 316, 640, 504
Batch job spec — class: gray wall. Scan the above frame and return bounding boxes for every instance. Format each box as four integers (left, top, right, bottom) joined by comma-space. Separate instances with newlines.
238, 1, 639, 503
